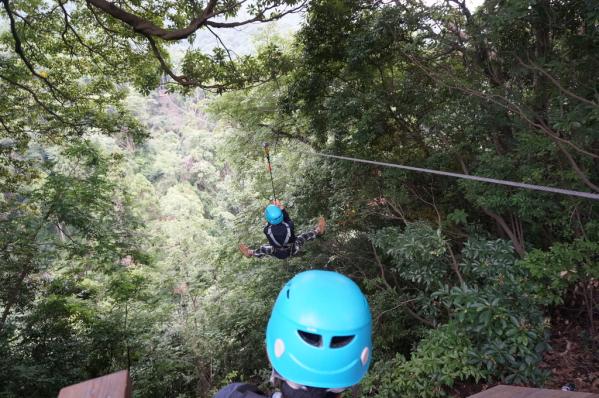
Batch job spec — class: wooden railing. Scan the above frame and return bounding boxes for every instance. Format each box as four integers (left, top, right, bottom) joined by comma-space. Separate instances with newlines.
58, 373, 599, 398
58, 370, 131, 398
470, 385, 599, 398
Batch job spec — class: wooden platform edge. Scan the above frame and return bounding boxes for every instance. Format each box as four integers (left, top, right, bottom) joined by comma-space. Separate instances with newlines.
468, 385, 599, 398
57, 369, 131, 398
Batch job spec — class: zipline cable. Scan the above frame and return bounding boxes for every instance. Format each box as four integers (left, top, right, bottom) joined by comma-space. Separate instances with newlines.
263, 142, 277, 201
306, 151, 599, 201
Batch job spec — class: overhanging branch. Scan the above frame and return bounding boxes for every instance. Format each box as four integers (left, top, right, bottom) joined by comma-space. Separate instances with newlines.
86, 0, 215, 40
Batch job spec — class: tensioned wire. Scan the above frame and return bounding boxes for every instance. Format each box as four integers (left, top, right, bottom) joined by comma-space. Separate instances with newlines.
305, 152, 599, 201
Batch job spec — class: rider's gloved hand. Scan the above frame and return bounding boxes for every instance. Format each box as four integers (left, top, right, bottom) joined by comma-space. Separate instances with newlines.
271, 199, 284, 210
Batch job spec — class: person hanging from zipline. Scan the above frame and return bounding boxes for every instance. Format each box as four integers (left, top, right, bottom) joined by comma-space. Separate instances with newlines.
239, 200, 326, 259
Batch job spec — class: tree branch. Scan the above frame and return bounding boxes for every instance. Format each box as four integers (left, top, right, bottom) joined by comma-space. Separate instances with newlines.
1, 0, 66, 103
384, 197, 408, 224
86, 0, 218, 40
375, 298, 417, 325
371, 241, 393, 290
0, 115, 17, 136
404, 304, 436, 327
145, 35, 197, 87
555, 141, 599, 193
446, 0, 472, 21
206, 25, 236, 63
87, 2, 122, 35
205, 2, 306, 28
258, 123, 311, 145
58, 1, 119, 70
517, 57, 599, 110
457, 154, 526, 257
483, 208, 526, 256
446, 243, 465, 285
405, 52, 599, 161
406, 184, 442, 228
0, 73, 71, 125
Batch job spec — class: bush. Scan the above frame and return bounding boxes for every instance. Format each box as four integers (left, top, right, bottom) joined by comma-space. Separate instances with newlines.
366, 225, 550, 397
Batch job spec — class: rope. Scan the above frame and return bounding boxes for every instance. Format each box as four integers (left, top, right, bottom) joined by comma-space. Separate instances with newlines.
307, 152, 599, 201
263, 142, 277, 201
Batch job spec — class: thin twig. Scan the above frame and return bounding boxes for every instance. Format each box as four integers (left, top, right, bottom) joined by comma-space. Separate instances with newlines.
404, 304, 436, 327
0, 73, 70, 125
206, 25, 237, 63
446, 243, 465, 285
371, 241, 393, 290
375, 298, 418, 324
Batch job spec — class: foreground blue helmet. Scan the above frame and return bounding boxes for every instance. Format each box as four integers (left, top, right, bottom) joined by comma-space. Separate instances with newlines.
265, 204, 283, 225
266, 270, 372, 389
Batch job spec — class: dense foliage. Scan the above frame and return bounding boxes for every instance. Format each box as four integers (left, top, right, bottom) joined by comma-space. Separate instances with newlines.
1, 0, 598, 397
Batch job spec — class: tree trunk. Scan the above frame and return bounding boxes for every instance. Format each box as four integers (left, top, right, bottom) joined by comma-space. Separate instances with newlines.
0, 266, 30, 334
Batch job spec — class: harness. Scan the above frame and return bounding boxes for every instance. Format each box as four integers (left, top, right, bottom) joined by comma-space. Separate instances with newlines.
267, 222, 292, 247
266, 222, 296, 259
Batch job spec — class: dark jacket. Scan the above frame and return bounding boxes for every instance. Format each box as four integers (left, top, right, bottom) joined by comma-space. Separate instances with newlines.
214, 383, 338, 398
214, 383, 268, 398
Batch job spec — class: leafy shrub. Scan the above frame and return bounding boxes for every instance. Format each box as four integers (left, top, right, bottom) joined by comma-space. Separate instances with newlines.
363, 323, 481, 398
371, 222, 448, 289
366, 224, 550, 397
519, 239, 599, 306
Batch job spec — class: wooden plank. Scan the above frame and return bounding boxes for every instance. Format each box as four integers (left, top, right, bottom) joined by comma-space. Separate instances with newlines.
469, 385, 599, 398
58, 370, 131, 398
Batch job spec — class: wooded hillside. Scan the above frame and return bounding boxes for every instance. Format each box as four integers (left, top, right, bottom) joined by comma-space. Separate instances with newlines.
1, 0, 597, 397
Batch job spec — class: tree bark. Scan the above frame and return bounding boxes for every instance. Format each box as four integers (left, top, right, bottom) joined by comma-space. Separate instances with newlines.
86, 0, 218, 40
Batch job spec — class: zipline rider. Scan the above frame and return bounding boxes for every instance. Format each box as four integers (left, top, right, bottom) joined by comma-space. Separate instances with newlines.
213, 270, 372, 398
239, 200, 326, 259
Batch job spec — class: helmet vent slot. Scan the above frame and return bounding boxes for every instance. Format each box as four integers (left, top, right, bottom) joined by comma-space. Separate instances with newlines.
298, 330, 322, 347
330, 335, 354, 348
286, 289, 290, 299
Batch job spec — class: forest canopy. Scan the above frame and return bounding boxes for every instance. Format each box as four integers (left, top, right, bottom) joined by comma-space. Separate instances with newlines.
0, 0, 598, 397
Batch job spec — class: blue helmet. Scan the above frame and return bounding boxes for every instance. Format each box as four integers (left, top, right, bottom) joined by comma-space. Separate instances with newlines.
265, 204, 283, 225
266, 270, 372, 389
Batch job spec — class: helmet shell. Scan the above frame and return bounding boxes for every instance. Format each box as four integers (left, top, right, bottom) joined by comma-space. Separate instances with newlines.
265, 205, 284, 225
266, 270, 372, 389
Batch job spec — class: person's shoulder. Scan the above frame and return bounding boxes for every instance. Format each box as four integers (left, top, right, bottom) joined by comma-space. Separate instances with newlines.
213, 383, 268, 398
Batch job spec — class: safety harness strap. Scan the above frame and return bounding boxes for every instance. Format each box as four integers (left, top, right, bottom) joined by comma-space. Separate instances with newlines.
267, 223, 292, 247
